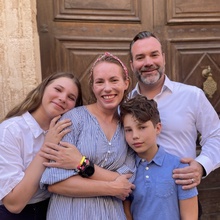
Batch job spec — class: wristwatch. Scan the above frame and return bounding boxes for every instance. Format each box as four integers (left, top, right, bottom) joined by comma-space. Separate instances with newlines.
79, 158, 95, 178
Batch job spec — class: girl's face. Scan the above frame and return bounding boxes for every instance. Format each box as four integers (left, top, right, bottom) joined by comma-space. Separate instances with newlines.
41, 77, 79, 119
92, 62, 129, 111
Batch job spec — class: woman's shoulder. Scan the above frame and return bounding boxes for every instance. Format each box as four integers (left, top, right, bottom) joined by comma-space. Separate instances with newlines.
62, 106, 87, 117
60, 106, 96, 125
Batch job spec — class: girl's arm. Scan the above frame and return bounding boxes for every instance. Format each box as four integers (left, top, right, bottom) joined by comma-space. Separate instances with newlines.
2, 116, 70, 213
2, 153, 46, 213
179, 196, 198, 220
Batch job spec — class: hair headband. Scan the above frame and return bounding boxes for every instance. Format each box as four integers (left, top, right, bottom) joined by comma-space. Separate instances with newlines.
90, 52, 129, 80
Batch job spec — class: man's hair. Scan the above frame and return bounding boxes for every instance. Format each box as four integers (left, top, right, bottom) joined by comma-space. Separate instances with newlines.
129, 31, 162, 61
120, 94, 160, 126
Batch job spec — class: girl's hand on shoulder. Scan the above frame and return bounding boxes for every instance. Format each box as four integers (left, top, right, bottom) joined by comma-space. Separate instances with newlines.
44, 115, 72, 144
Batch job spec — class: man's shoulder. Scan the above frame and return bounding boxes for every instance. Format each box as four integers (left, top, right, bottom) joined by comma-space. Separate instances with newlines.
169, 80, 203, 98
170, 80, 200, 90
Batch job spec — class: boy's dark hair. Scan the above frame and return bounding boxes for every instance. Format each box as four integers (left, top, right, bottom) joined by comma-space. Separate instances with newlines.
120, 94, 160, 126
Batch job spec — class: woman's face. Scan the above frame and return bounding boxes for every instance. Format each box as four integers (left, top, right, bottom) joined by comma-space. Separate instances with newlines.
41, 77, 79, 118
92, 61, 129, 110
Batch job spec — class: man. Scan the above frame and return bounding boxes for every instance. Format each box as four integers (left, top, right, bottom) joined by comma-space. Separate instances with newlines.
129, 31, 220, 190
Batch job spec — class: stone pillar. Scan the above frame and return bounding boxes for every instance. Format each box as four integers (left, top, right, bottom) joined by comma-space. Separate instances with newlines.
0, 0, 41, 120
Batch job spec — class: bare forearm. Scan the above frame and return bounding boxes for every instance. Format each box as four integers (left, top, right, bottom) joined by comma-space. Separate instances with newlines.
2, 153, 46, 213
180, 196, 198, 220
48, 174, 134, 199
123, 200, 133, 220
90, 165, 119, 181
48, 176, 113, 197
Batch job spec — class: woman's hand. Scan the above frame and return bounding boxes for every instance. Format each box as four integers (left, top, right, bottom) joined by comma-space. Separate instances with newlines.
40, 141, 82, 169
110, 174, 135, 200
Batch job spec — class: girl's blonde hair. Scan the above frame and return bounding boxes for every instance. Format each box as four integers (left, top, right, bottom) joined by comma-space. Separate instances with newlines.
3, 72, 83, 121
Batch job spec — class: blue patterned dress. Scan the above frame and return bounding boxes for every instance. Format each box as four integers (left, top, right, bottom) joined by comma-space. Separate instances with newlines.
40, 106, 136, 220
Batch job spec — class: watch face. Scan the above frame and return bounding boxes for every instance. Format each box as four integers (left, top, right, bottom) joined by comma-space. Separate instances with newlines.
80, 160, 95, 177
85, 165, 95, 176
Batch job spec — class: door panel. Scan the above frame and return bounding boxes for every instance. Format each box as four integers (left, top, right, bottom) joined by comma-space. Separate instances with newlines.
37, 0, 152, 102
37, 0, 220, 218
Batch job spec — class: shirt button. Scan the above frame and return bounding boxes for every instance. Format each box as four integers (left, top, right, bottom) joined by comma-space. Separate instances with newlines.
145, 167, 149, 170
109, 142, 111, 145
141, 159, 145, 162
107, 150, 111, 154
146, 175, 149, 179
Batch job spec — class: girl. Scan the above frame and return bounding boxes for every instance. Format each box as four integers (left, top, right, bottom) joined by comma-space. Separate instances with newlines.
0, 72, 83, 220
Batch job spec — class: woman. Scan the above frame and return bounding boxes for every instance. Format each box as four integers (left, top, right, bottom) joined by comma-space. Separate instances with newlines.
40, 52, 136, 220
0, 72, 83, 219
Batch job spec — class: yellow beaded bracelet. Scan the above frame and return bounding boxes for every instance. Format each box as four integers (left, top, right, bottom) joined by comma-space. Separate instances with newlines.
79, 156, 86, 166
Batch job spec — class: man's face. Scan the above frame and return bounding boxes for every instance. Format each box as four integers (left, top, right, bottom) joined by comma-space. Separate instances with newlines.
130, 37, 165, 85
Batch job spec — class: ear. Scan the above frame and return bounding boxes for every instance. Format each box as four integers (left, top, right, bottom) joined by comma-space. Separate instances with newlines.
156, 122, 162, 135
124, 78, 130, 90
162, 53, 166, 65
130, 60, 134, 72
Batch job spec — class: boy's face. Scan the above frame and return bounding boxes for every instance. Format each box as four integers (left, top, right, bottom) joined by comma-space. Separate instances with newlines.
123, 114, 161, 160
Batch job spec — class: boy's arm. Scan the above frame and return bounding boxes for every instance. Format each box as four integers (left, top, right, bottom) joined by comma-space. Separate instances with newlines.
123, 199, 133, 220
179, 196, 198, 220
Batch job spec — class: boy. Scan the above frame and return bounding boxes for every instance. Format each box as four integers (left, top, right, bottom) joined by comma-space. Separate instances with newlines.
120, 95, 198, 220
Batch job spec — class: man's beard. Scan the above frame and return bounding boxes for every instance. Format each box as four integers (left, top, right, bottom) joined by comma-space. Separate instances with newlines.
135, 67, 163, 85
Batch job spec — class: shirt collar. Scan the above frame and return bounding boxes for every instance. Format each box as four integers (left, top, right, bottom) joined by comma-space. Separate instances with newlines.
131, 75, 174, 98
163, 75, 174, 93
135, 145, 166, 167
22, 112, 46, 138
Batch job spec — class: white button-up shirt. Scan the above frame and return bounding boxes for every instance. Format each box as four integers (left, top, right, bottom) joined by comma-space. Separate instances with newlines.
131, 75, 220, 176
0, 112, 50, 205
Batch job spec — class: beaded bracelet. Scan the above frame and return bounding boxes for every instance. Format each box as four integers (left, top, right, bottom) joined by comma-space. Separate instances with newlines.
76, 156, 89, 172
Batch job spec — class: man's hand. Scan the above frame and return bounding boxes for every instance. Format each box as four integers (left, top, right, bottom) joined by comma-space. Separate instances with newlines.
40, 141, 82, 169
172, 158, 203, 190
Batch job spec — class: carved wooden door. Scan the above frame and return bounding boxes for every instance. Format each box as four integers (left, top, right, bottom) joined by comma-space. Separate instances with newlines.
37, 0, 153, 103
37, 0, 220, 219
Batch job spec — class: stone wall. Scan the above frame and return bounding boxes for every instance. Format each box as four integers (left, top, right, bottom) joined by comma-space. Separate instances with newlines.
0, 0, 41, 121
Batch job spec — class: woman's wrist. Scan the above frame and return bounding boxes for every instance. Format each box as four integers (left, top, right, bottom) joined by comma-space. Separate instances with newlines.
75, 156, 95, 178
